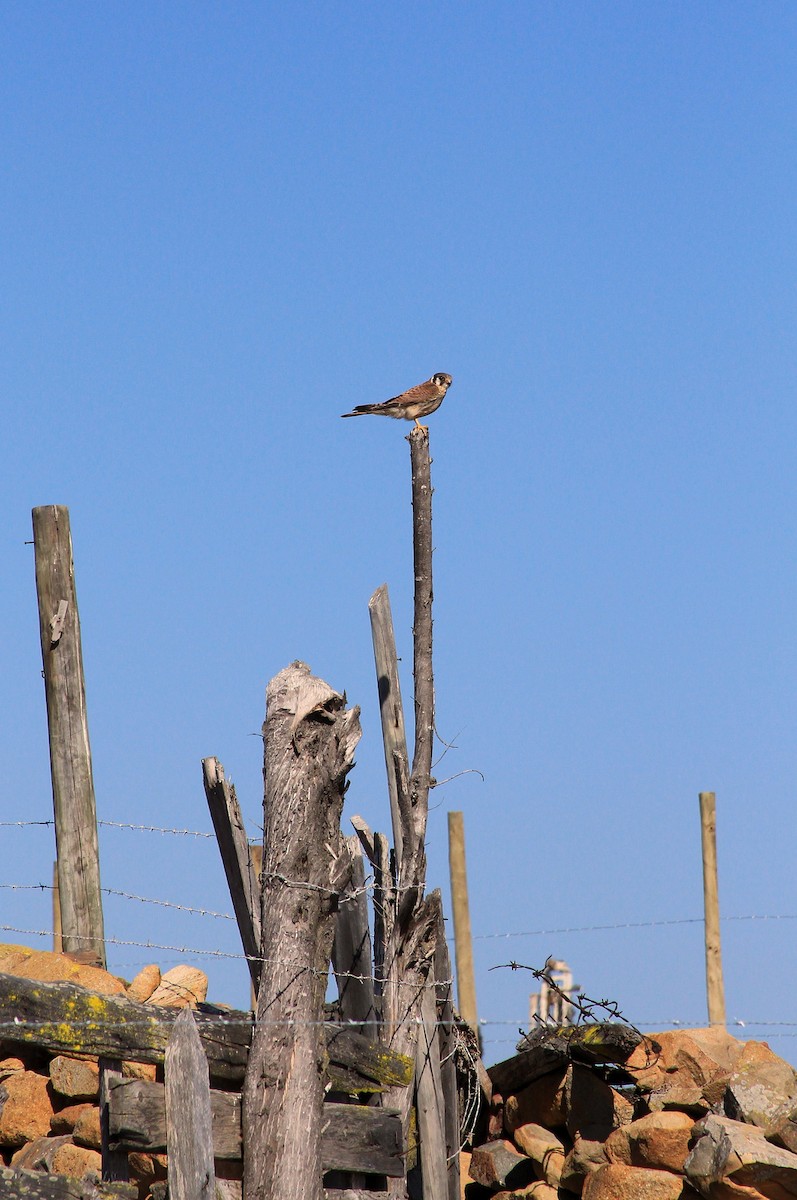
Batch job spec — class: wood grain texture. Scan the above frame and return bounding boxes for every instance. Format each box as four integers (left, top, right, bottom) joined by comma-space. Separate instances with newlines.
203, 757, 262, 993
32, 505, 105, 965
242, 662, 361, 1200
165, 1007, 217, 1200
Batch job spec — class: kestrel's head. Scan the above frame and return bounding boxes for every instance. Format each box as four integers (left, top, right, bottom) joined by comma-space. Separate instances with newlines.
432, 372, 453, 388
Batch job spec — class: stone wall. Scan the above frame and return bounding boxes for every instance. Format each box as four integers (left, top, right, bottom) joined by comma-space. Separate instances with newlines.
466, 1024, 797, 1199
0, 944, 208, 1199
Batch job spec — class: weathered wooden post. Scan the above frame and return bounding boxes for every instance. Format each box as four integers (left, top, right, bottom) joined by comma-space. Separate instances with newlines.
32, 505, 105, 966
699, 791, 727, 1027
372, 427, 442, 1199
165, 1007, 217, 1200
447, 810, 480, 1048
202, 757, 262, 994
242, 662, 361, 1200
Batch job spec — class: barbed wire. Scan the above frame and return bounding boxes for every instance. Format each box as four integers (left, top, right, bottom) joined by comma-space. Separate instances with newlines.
0, 924, 449, 992
472, 913, 797, 939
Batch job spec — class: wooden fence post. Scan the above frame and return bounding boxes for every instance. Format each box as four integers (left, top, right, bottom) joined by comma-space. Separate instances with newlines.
165, 1007, 217, 1200
332, 834, 378, 1037
447, 811, 480, 1047
32, 505, 105, 966
242, 662, 361, 1200
202, 757, 262, 995
699, 791, 726, 1027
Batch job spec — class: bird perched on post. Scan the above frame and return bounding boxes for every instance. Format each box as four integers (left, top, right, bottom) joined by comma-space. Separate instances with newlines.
341, 372, 452, 430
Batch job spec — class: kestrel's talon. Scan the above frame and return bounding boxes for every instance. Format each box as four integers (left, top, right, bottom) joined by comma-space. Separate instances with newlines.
341, 373, 452, 427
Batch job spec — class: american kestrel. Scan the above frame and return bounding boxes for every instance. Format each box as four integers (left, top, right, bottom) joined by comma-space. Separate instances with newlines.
341, 372, 453, 430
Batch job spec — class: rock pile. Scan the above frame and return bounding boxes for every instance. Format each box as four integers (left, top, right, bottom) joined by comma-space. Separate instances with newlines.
465, 1022, 797, 1199
0, 944, 208, 1198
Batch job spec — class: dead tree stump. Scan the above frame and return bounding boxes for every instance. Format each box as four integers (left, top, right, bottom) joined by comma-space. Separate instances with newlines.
242, 662, 361, 1200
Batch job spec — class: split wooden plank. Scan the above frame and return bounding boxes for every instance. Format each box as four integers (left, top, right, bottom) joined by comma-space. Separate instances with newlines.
99, 1058, 129, 1182
414, 891, 449, 1200
331, 834, 377, 1038
434, 911, 461, 1200
202, 756, 262, 993
108, 1077, 404, 1176
32, 505, 105, 966
164, 1008, 216, 1200
368, 584, 411, 873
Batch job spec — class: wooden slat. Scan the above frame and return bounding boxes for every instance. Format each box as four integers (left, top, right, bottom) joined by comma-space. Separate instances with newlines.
368, 584, 411, 872
164, 1008, 217, 1200
414, 892, 448, 1200
108, 1078, 404, 1175
0, 973, 249, 1082
0, 973, 413, 1090
331, 835, 377, 1038
202, 757, 262, 994
99, 1058, 129, 1182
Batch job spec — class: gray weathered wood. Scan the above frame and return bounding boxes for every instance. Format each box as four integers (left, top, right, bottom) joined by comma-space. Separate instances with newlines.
332, 835, 377, 1037
699, 791, 727, 1027
202, 756, 262, 993
414, 891, 449, 1200
0, 973, 411, 1090
447, 811, 479, 1046
377, 430, 440, 1200
242, 662, 361, 1200
109, 1076, 242, 1159
0, 1168, 136, 1199
99, 1058, 129, 1182
165, 1007, 217, 1200
434, 916, 460, 1200
109, 1077, 403, 1176
368, 584, 411, 873
0, 972, 249, 1082
32, 505, 105, 965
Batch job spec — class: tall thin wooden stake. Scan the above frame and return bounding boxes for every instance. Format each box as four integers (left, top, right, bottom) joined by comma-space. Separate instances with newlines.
32, 505, 105, 966
448, 811, 480, 1044
699, 791, 726, 1027
369, 584, 411, 875
165, 1008, 217, 1200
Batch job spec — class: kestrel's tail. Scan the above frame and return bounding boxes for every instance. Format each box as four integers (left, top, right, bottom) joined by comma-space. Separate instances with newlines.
341, 404, 378, 418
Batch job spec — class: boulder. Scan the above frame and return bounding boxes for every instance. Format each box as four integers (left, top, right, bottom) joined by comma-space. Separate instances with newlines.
469, 1139, 538, 1191
50, 1141, 103, 1180
725, 1042, 797, 1131
49, 1054, 100, 1100
561, 1132, 610, 1194
127, 963, 161, 1003
50, 1102, 94, 1134
73, 1104, 102, 1149
566, 1064, 634, 1139
9, 947, 126, 996
605, 1111, 695, 1173
145, 964, 208, 1008
505, 1068, 569, 1132
511, 1122, 567, 1186
626, 1029, 743, 1101
583, 1162, 691, 1198
685, 1113, 797, 1197
0, 1070, 55, 1146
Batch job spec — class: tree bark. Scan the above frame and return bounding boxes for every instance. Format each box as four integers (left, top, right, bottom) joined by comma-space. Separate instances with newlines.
242, 662, 361, 1200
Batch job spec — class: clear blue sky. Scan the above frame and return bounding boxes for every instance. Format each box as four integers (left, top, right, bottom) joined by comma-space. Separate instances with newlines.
3, 2, 797, 1066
